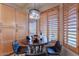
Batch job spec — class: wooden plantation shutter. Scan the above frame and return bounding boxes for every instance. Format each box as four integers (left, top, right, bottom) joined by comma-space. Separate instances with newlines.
63, 4, 79, 53
67, 5, 77, 47
48, 7, 59, 41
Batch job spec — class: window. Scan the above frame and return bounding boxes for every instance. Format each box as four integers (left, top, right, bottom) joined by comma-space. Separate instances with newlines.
29, 21, 36, 36
63, 4, 78, 49
48, 8, 59, 41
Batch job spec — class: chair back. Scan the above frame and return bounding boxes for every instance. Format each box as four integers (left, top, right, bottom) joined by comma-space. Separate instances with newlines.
26, 36, 30, 41
54, 40, 62, 52
12, 40, 20, 54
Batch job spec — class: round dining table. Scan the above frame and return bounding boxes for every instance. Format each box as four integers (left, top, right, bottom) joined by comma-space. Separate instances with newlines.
25, 42, 48, 56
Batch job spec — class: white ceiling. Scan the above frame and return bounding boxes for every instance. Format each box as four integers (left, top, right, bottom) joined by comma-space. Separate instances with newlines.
5, 3, 60, 12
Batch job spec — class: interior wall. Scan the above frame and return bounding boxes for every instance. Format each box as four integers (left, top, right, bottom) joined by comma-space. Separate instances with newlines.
59, 4, 64, 45
36, 19, 40, 35
0, 4, 28, 55
40, 12, 48, 37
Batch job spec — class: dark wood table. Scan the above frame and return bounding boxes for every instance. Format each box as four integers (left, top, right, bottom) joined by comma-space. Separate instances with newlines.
18, 40, 56, 56
25, 43, 47, 56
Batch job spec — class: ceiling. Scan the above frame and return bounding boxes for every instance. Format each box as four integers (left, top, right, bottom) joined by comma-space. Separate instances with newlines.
5, 3, 60, 13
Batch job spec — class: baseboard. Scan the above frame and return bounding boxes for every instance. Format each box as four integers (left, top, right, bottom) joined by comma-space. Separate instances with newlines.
4, 52, 14, 56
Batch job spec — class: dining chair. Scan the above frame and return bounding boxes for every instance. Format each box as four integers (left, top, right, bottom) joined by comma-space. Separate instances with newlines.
46, 40, 62, 56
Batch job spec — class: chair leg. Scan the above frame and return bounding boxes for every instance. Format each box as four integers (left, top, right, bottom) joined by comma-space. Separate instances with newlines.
14, 53, 17, 56
14, 52, 19, 56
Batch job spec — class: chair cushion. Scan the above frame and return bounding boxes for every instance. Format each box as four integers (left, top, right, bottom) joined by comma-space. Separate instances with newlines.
47, 48, 55, 54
